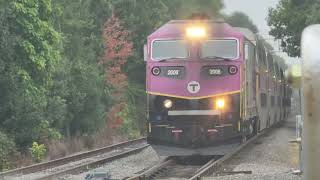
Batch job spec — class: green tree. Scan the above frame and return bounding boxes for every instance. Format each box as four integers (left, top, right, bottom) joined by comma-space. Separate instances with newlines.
226, 11, 259, 33
51, 0, 109, 137
268, 0, 320, 57
172, 0, 224, 19
0, 0, 62, 148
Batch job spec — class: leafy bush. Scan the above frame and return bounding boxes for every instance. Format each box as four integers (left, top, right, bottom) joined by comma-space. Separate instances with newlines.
0, 131, 15, 171
118, 103, 141, 139
30, 142, 46, 163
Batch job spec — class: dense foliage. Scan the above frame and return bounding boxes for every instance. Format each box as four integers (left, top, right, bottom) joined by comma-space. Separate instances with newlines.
226, 11, 259, 33
268, 0, 320, 57
0, 0, 61, 149
0, 131, 15, 170
0, 0, 271, 170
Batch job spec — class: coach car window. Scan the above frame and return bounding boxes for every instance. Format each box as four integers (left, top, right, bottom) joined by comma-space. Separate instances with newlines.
258, 43, 267, 67
152, 40, 188, 60
245, 42, 255, 61
245, 44, 249, 60
200, 39, 238, 59
267, 53, 274, 73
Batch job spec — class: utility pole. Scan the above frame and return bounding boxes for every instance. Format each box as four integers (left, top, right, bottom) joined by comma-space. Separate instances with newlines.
301, 25, 320, 180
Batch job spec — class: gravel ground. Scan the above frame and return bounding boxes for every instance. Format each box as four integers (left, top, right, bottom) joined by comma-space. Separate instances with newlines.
64, 147, 164, 180
203, 115, 301, 180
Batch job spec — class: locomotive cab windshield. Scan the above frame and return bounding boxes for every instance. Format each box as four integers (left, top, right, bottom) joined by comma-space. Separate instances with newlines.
151, 39, 239, 61
152, 40, 189, 61
201, 39, 238, 60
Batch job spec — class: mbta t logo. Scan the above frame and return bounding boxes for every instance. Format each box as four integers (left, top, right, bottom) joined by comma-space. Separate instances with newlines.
187, 81, 201, 94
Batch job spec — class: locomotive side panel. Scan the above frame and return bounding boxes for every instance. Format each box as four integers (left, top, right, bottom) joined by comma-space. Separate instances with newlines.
266, 52, 275, 127
244, 41, 258, 120
256, 40, 269, 130
274, 62, 282, 123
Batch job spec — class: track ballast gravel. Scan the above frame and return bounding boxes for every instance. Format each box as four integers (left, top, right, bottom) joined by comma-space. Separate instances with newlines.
204, 116, 301, 180
65, 147, 163, 180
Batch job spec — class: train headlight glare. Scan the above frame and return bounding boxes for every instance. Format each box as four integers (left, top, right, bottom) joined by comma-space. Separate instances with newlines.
186, 27, 206, 39
216, 99, 225, 109
163, 99, 173, 109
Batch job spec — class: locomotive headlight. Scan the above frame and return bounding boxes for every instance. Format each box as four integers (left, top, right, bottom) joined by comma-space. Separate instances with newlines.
163, 99, 173, 109
216, 99, 225, 109
186, 27, 206, 39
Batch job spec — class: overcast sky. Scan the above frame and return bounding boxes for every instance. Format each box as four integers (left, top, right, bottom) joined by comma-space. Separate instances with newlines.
223, 0, 300, 63
223, 0, 279, 35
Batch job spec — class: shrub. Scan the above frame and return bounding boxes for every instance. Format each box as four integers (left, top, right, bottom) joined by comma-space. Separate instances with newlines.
118, 104, 140, 139
30, 142, 46, 163
0, 131, 15, 171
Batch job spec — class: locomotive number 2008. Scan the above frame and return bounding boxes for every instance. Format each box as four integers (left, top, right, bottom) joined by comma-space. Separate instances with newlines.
167, 70, 180, 76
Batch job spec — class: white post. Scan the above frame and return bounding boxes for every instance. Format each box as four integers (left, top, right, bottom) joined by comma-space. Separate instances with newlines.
301, 24, 320, 180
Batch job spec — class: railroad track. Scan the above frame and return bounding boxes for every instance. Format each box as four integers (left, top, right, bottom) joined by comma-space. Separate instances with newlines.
0, 138, 148, 180
128, 129, 269, 180
127, 156, 219, 180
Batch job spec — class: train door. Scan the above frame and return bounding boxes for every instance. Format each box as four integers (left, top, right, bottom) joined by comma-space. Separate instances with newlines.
255, 42, 268, 131
244, 41, 257, 119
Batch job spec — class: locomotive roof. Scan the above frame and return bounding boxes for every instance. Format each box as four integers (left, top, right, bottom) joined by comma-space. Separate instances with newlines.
148, 20, 243, 39
234, 27, 257, 45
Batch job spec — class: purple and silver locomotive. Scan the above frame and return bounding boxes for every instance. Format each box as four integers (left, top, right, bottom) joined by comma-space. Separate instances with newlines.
144, 20, 290, 156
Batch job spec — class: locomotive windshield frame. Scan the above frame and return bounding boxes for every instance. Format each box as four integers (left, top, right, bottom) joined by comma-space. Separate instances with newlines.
151, 39, 189, 61
200, 38, 239, 60
150, 38, 240, 62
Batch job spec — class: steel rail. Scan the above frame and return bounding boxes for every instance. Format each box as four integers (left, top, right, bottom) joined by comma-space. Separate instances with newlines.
0, 138, 146, 178
127, 157, 175, 180
37, 144, 149, 180
188, 130, 268, 180
126, 126, 273, 180
127, 131, 268, 180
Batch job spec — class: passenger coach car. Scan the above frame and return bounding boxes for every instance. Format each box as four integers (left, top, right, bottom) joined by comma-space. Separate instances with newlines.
144, 20, 291, 156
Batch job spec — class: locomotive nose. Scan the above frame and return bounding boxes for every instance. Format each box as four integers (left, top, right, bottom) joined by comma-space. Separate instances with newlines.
190, 99, 199, 109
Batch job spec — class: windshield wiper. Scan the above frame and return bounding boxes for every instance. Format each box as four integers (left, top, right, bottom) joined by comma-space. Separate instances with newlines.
205, 56, 232, 61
